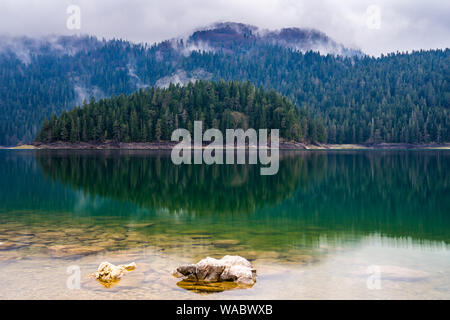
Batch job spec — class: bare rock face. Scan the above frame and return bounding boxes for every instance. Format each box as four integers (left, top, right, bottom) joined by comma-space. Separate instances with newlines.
173, 255, 256, 287
92, 261, 136, 287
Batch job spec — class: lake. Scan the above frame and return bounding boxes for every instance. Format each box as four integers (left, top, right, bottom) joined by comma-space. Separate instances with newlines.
0, 150, 449, 299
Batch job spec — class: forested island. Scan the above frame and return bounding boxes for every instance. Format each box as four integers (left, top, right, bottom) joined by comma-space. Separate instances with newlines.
34, 81, 321, 144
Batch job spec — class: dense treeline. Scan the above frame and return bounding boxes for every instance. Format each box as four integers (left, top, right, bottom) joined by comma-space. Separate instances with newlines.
190, 48, 450, 144
35, 80, 324, 143
1, 34, 449, 145
0, 54, 76, 144
0, 38, 137, 145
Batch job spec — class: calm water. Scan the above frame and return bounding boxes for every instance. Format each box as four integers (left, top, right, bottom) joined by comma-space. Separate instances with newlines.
0, 150, 449, 299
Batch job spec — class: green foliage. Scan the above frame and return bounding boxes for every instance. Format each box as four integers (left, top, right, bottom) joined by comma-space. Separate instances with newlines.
35, 80, 318, 143
195, 48, 450, 144
1, 35, 449, 145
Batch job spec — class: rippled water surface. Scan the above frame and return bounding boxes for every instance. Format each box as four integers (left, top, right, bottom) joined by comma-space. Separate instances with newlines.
0, 150, 449, 299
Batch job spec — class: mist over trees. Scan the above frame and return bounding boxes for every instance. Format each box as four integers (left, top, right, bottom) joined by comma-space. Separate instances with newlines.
1, 33, 449, 145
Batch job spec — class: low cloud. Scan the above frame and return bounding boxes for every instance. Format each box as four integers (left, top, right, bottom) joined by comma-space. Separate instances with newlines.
0, 0, 448, 56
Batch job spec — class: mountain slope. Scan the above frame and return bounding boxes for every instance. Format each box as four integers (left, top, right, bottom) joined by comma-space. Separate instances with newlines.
184, 22, 361, 56
0, 22, 448, 145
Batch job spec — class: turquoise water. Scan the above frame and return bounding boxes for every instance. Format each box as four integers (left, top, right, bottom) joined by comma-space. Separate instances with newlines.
0, 150, 449, 299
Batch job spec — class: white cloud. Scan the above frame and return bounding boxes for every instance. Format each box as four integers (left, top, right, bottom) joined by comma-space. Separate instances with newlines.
0, 0, 448, 56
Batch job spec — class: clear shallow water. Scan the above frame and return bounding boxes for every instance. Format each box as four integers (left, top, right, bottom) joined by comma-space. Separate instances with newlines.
0, 150, 449, 299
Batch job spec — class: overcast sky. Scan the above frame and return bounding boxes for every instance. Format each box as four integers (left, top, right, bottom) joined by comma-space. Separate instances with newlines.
0, 0, 448, 56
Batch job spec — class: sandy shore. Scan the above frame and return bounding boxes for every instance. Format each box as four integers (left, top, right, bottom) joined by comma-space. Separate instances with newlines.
4, 142, 450, 150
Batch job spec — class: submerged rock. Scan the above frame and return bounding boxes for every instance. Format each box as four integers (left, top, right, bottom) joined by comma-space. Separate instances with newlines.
47, 244, 104, 257
92, 261, 136, 287
176, 279, 239, 293
0, 241, 22, 250
125, 223, 154, 228
173, 255, 256, 289
211, 239, 241, 248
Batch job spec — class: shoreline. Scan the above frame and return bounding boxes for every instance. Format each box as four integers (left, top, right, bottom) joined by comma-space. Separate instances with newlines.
4, 141, 450, 150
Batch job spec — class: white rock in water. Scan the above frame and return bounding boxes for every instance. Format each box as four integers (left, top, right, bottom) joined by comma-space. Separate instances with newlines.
94, 261, 136, 283
174, 255, 256, 285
